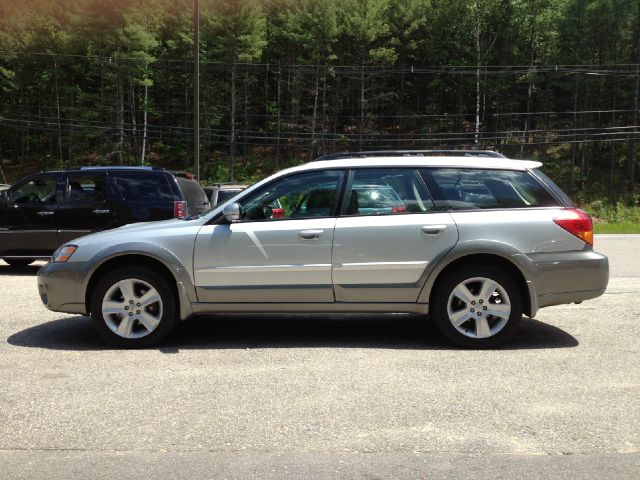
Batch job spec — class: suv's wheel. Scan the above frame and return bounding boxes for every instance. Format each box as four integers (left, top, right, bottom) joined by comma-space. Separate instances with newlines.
431, 265, 522, 348
90, 266, 178, 348
2, 258, 35, 268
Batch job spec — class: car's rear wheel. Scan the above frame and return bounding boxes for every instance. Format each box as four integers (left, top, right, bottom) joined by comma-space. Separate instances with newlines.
431, 265, 522, 348
2, 258, 35, 268
90, 266, 178, 348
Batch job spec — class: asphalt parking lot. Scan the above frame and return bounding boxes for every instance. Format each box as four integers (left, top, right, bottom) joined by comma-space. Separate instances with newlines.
0, 235, 638, 479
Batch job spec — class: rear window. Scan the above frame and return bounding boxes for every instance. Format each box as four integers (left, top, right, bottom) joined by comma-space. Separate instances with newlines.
176, 177, 209, 207
216, 189, 243, 204
111, 174, 174, 202
419, 168, 560, 210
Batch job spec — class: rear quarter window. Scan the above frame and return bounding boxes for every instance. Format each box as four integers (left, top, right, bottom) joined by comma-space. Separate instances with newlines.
420, 168, 560, 210
111, 174, 174, 203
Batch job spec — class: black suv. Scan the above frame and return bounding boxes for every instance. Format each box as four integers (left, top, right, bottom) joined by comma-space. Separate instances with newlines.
0, 167, 210, 266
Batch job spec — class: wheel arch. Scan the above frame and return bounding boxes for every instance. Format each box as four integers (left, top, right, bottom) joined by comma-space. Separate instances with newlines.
419, 246, 536, 317
83, 248, 195, 320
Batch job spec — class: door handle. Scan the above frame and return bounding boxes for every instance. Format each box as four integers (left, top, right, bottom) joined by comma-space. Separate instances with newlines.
298, 229, 324, 240
36, 211, 54, 216
92, 209, 111, 215
421, 225, 447, 235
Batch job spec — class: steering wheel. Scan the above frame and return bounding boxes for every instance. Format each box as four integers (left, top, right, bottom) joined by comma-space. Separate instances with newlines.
27, 193, 40, 202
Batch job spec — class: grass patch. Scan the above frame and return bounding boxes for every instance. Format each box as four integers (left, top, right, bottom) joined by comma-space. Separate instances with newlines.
594, 222, 640, 234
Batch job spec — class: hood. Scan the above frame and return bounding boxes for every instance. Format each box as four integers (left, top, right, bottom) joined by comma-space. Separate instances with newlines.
71, 218, 203, 247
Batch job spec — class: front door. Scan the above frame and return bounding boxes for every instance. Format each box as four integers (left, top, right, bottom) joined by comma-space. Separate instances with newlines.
193, 170, 344, 303
332, 168, 459, 303
0, 174, 60, 257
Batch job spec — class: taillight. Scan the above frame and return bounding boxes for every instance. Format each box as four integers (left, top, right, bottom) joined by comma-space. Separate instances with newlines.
174, 201, 187, 219
553, 208, 593, 245
392, 206, 407, 213
271, 208, 285, 218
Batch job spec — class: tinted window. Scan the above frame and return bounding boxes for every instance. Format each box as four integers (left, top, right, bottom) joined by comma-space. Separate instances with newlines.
176, 177, 210, 213
112, 174, 173, 202
420, 168, 559, 210
10, 176, 58, 204
239, 170, 342, 221
216, 189, 244, 204
65, 174, 106, 203
344, 169, 433, 216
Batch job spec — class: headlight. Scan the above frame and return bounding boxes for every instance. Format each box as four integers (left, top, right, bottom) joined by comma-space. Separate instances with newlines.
52, 245, 77, 263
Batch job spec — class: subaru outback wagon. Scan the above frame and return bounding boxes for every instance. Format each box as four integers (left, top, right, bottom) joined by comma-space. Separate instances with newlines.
37, 152, 608, 348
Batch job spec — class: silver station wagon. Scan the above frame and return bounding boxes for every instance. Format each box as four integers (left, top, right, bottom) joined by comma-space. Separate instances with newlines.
37, 151, 609, 348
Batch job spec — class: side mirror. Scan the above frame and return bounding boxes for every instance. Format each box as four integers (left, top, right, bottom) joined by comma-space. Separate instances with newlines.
223, 202, 241, 223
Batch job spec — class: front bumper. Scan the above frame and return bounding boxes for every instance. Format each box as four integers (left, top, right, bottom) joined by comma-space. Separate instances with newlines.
37, 261, 88, 315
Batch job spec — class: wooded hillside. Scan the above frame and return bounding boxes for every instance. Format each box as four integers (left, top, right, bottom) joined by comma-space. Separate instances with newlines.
0, 0, 638, 201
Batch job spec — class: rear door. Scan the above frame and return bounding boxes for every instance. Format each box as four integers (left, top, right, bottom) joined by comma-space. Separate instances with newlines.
58, 171, 114, 244
332, 168, 459, 303
0, 173, 60, 256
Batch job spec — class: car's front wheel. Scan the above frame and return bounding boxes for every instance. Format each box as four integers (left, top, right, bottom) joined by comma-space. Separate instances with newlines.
431, 264, 523, 348
90, 266, 178, 348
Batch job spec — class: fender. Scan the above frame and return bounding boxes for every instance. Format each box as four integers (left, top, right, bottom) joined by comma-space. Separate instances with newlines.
81, 242, 197, 320
416, 239, 539, 317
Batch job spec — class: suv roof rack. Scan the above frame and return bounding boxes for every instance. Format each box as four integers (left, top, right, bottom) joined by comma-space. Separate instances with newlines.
313, 150, 506, 161
78, 166, 166, 171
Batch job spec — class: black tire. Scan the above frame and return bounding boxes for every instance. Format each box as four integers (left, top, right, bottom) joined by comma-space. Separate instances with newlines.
90, 266, 178, 348
2, 258, 35, 268
430, 264, 523, 348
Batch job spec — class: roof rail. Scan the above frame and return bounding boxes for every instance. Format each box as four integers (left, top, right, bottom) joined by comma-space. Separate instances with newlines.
313, 150, 506, 161
79, 166, 164, 171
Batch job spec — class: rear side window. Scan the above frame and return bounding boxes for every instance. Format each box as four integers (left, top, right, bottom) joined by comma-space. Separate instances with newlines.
65, 174, 106, 203
344, 168, 434, 216
111, 174, 174, 202
420, 168, 559, 210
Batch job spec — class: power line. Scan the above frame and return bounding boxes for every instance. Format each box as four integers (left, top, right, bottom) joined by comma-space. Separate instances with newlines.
1, 50, 639, 75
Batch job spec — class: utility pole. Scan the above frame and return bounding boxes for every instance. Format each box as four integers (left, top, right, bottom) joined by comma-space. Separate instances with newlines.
194, 0, 200, 182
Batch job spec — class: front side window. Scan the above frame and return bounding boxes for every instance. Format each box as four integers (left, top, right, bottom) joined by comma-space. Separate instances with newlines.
239, 170, 343, 221
420, 168, 560, 210
10, 176, 58, 204
343, 168, 433, 216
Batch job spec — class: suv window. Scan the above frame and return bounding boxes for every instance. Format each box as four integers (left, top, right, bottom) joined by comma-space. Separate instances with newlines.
420, 168, 559, 210
344, 169, 433, 216
216, 189, 243, 204
175, 176, 210, 214
111, 173, 174, 202
65, 174, 106, 203
239, 170, 343, 221
10, 176, 58, 204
